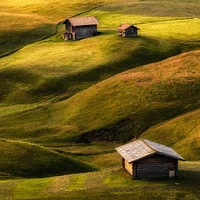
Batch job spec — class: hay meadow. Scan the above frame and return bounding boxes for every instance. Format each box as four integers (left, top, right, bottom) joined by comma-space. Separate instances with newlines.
0, 0, 200, 199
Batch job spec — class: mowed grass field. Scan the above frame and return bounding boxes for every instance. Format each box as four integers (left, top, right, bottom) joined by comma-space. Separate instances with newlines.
0, 0, 200, 199
0, 162, 200, 200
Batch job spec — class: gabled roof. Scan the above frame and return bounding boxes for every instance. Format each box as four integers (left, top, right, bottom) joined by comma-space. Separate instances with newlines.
118, 24, 140, 30
63, 16, 100, 26
115, 139, 185, 163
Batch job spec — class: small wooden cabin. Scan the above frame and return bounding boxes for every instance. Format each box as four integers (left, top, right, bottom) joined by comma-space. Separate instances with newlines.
118, 24, 139, 37
63, 16, 100, 40
116, 139, 185, 179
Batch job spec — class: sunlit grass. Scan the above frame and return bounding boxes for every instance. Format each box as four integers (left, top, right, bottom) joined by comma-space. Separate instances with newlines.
140, 18, 200, 40
0, 0, 118, 57
0, 50, 199, 161
0, 103, 43, 118
0, 0, 200, 184
141, 109, 200, 160
85, 4, 200, 41
13, 177, 54, 199
1, 32, 185, 105
0, 0, 118, 20
0, 161, 200, 199
0, 139, 96, 178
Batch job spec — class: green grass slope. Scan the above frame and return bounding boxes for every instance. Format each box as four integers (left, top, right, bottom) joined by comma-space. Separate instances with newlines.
0, 0, 199, 198
0, 162, 200, 200
0, 139, 96, 178
0, 0, 199, 161
141, 109, 200, 160
0, 11, 56, 57
0, 0, 118, 57
0, 35, 183, 104
47, 50, 200, 144
0, 50, 199, 156
1, 0, 200, 104
85, 0, 200, 40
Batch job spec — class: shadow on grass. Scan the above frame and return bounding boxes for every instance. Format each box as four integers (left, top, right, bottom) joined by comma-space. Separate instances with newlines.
30, 35, 182, 102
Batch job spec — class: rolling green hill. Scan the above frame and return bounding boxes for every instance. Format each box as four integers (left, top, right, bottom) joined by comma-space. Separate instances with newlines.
0, 35, 183, 104
0, 139, 96, 178
0, 0, 200, 186
0, 162, 200, 200
0, 50, 199, 161
1, 0, 199, 104
141, 109, 200, 160
0, 0, 118, 57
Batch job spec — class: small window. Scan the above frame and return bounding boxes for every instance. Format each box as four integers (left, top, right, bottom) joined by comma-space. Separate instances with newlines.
169, 169, 175, 178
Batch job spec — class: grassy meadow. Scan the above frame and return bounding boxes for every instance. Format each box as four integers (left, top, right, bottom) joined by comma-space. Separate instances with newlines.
0, 162, 200, 200
0, 0, 200, 199
0, 0, 118, 57
141, 109, 200, 160
0, 139, 96, 178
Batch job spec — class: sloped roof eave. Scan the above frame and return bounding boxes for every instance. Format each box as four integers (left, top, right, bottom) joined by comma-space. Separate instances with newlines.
63, 16, 100, 26
127, 151, 157, 163
118, 24, 140, 31
117, 151, 185, 164
115, 139, 185, 163
128, 152, 185, 163
142, 139, 185, 161
156, 152, 185, 161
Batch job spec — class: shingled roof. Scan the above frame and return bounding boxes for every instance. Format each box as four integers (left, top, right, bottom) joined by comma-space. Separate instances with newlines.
116, 139, 185, 163
63, 16, 100, 26
118, 24, 140, 30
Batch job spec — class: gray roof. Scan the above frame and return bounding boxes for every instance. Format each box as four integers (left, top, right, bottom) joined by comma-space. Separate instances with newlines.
118, 24, 140, 30
63, 16, 100, 26
115, 139, 185, 163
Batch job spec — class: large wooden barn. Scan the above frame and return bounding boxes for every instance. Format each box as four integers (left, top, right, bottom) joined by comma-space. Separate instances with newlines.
63, 16, 100, 40
116, 139, 185, 179
118, 24, 140, 37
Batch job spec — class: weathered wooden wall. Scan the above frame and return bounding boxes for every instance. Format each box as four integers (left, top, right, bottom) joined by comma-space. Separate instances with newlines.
65, 21, 72, 32
64, 24, 97, 40
75, 25, 97, 40
134, 154, 178, 179
124, 159, 133, 175
124, 27, 138, 37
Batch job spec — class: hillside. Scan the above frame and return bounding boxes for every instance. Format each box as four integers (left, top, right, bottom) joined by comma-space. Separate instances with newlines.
0, 0, 200, 182
1, 162, 200, 200
1, 0, 199, 105
141, 109, 200, 160
0, 50, 199, 159
0, 139, 96, 178
0, 0, 200, 199
0, 0, 118, 57
0, 36, 183, 104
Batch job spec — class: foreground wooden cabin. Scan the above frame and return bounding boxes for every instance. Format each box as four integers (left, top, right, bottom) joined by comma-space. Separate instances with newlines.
116, 139, 185, 179
118, 24, 140, 37
63, 16, 100, 40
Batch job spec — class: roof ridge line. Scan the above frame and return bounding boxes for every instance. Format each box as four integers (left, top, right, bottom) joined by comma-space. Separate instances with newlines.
141, 138, 156, 152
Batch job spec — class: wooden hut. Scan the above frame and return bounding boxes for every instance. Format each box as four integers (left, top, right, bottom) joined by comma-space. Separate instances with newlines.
116, 139, 185, 179
118, 24, 139, 37
63, 16, 100, 40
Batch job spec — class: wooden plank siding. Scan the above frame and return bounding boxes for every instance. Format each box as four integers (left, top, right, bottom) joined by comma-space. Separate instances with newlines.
118, 24, 139, 37
135, 154, 178, 179
63, 16, 99, 40
116, 139, 184, 180
124, 159, 133, 175
75, 25, 97, 40
124, 27, 138, 37
122, 154, 178, 179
